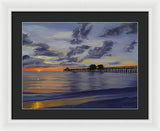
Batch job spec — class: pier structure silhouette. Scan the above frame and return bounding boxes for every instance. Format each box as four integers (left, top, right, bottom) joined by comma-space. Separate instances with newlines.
64, 64, 137, 73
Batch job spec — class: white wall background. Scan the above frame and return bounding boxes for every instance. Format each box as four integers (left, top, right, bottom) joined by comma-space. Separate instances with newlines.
0, 0, 160, 131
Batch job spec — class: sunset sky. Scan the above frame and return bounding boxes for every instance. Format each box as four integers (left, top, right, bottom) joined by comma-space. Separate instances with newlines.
23, 22, 138, 69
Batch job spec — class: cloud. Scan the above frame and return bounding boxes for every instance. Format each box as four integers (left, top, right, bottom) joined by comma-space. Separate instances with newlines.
23, 33, 33, 45
34, 43, 63, 57
56, 56, 79, 65
108, 61, 121, 65
79, 23, 93, 39
31, 56, 59, 61
66, 45, 90, 58
87, 40, 114, 58
70, 23, 93, 44
70, 39, 83, 44
22, 22, 138, 67
23, 55, 44, 68
23, 55, 61, 68
23, 45, 39, 50
23, 55, 30, 60
124, 41, 137, 52
126, 23, 137, 34
100, 23, 137, 37
66, 57, 78, 62
72, 26, 80, 38
43, 60, 60, 65
56, 57, 80, 66
52, 31, 72, 39
122, 60, 137, 65
81, 56, 136, 66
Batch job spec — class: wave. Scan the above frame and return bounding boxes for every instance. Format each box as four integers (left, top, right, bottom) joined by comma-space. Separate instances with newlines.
46, 97, 137, 109
23, 87, 137, 102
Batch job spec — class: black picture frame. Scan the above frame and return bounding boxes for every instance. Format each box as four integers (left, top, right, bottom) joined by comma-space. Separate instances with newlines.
12, 12, 148, 119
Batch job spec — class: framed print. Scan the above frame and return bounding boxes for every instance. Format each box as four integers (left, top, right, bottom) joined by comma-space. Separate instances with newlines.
12, 12, 148, 119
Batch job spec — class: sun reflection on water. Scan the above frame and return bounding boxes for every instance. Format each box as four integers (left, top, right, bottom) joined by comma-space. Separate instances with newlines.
32, 102, 43, 109
23, 72, 137, 109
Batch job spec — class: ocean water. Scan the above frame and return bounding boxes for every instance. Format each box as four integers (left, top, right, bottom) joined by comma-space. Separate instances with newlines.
23, 71, 137, 109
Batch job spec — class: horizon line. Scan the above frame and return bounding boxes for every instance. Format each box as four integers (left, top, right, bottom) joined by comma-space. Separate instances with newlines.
23, 64, 137, 71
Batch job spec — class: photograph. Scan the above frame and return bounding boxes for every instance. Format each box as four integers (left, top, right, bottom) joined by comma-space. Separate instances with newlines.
22, 22, 138, 109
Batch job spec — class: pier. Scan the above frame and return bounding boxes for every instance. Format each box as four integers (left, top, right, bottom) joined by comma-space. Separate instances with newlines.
64, 65, 137, 73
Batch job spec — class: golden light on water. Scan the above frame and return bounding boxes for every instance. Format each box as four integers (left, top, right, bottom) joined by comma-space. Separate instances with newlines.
23, 96, 94, 109
32, 102, 43, 109
36, 87, 41, 89
36, 69, 42, 72
23, 95, 109, 109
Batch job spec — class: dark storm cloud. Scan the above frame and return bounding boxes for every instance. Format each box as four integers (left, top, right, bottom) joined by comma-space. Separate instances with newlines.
34, 43, 63, 57
87, 40, 114, 58
23, 33, 33, 45
126, 23, 137, 34
35, 43, 49, 50
70, 23, 93, 44
100, 23, 137, 37
56, 45, 90, 64
67, 45, 90, 58
70, 39, 82, 44
23, 55, 30, 60
72, 26, 80, 38
23, 55, 44, 68
79, 23, 93, 39
124, 41, 137, 52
